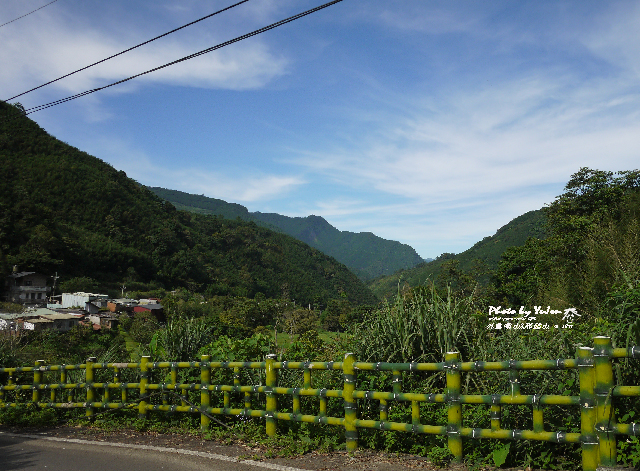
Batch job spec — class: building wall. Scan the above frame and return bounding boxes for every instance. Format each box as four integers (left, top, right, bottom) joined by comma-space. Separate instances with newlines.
7, 273, 49, 305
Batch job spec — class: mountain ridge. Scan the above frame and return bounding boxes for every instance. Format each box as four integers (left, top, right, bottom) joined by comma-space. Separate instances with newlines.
367, 209, 547, 299
147, 187, 425, 281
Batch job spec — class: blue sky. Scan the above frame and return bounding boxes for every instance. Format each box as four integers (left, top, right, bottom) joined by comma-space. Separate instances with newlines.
2, 0, 639, 259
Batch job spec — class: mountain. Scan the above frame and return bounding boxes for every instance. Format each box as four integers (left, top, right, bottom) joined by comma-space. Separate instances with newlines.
367, 209, 547, 299
0, 101, 376, 306
147, 187, 424, 281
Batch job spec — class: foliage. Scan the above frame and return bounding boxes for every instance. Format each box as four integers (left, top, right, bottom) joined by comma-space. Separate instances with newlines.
12, 325, 126, 365
129, 311, 162, 346
0, 335, 20, 382
492, 167, 640, 317
355, 283, 479, 365
0, 302, 24, 313
492, 442, 511, 467
283, 329, 326, 360
151, 317, 212, 361
58, 276, 101, 295
0, 404, 59, 426
278, 308, 319, 335
199, 333, 273, 362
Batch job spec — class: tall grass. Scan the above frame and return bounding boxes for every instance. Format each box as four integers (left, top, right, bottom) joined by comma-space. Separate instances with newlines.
355, 284, 480, 365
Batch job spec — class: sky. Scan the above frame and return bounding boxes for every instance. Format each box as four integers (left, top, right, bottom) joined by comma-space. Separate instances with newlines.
2, 0, 639, 260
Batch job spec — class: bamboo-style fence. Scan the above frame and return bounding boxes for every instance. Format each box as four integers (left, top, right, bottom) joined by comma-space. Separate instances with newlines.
1, 335, 639, 471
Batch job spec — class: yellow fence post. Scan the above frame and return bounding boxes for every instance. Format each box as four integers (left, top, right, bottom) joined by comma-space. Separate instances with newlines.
343, 352, 358, 452
593, 336, 616, 467
139, 356, 149, 421
85, 357, 96, 419
63, 366, 72, 404
446, 351, 462, 462
33, 359, 44, 405
201, 355, 211, 431
578, 346, 598, 471
265, 354, 278, 438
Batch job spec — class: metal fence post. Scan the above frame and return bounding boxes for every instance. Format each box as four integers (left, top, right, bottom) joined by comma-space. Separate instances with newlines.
343, 352, 358, 452
578, 346, 598, 471
171, 363, 185, 408
33, 359, 44, 405
265, 354, 278, 438
593, 336, 616, 467
114, 366, 126, 403
446, 351, 462, 462
62, 366, 72, 404
138, 356, 149, 420
201, 355, 211, 431
85, 357, 96, 419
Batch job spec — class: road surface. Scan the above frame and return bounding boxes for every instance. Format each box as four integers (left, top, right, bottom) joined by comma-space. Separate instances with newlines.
0, 432, 305, 471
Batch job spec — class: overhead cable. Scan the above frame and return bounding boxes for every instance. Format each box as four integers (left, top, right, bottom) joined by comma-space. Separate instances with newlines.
0, 0, 59, 29
5, 0, 251, 101
22, 0, 344, 116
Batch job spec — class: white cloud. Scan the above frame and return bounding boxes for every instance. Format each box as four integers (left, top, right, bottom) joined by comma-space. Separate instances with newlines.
374, 3, 485, 35
293, 72, 640, 202
0, 2, 289, 103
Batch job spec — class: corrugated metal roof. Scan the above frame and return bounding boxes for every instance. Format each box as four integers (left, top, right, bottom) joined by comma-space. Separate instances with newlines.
8, 271, 37, 278
136, 303, 163, 310
0, 312, 41, 320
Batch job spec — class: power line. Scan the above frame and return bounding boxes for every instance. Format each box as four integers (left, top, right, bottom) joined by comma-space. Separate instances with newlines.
22, 0, 344, 116
5, 0, 252, 102
0, 0, 59, 29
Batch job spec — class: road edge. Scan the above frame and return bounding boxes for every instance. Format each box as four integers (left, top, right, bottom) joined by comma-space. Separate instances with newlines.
0, 431, 308, 471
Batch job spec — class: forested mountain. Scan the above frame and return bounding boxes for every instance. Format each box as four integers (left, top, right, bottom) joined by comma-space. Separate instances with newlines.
0, 101, 376, 306
493, 168, 640, 316
368, 209, 547, 299
148, 187, 424, 281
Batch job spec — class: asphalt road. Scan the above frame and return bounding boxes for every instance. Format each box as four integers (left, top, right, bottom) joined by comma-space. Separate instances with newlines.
0, 433, 305, 471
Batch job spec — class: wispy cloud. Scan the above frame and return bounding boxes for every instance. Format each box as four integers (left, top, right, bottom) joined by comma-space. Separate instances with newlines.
582, 2, 640, 77
79, 136, 305, 203
282, 58, 640, 256
0, 2, 289, 103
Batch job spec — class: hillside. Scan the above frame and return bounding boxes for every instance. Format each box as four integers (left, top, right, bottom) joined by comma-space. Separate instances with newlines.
0, 102, 376, 306
148, 187, 424, 281
368, 209, 547, 299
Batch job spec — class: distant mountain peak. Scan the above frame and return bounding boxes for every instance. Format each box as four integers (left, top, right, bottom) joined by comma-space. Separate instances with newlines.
147, 187, 424, 281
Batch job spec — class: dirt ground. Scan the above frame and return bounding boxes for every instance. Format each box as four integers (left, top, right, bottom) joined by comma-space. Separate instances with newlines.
0, 424, 480, 471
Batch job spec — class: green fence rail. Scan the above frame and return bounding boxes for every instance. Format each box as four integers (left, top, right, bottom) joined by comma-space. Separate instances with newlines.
1, 336, 639, 471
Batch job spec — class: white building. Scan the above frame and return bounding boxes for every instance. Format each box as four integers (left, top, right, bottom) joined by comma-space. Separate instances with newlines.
61, 292, 108, 313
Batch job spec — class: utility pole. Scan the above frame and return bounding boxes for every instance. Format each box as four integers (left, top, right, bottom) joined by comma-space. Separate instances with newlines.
50, 272, 59, 301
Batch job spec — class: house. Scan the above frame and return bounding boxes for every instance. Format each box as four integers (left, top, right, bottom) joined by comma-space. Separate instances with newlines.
107, 298, 138, 314
5, 267, 50, 307
0, 312, 38, 333
133, 303, 165, 323
0, 308, 81, 332
87, 313, 119, 330
23, 308, 82, 332
138, 298, 161, 305
61, 292, 109, 314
